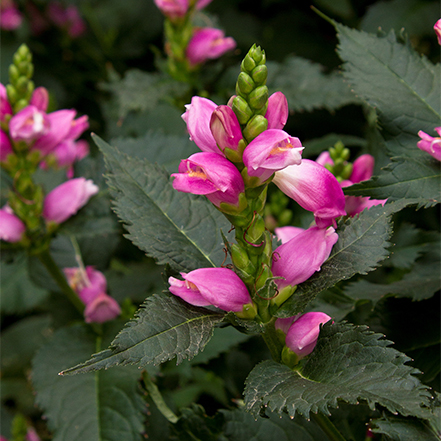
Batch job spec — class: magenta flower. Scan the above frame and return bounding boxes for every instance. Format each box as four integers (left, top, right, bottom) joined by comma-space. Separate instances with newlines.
273, 159, 346, 227
1, 130, 14, 162
154, 0, 189, 19
47, 1, 86, 38
84, 293, 121, 323
272, 225, 338, 289
434, 19, 441, 45
0, 206, 26, 243
182, 96, 220, 154
169, 267, 252, 312
29, 87, 49, 112
243, 129, 303, 184
0, 1, 23, 31
0, 83, 13, 123
417, 127, 441, 161
284, 312, 331, 359
186, 27, 236, 67
265, 92, 289, 130
275, 315, 300, 335
9, 106, 50, 143
274, 226, 304, 244
42, 177, 98, 224
171, 152, 245, 209
210, 105, 243, 153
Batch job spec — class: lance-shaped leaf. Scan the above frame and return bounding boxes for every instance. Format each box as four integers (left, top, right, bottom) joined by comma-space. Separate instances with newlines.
32, 324, 145, 441
94, 134, 233, 272
244, 321, 433, 420
60, 293, 225, 375
275, 200, 414, 317
331, 19, 441, 157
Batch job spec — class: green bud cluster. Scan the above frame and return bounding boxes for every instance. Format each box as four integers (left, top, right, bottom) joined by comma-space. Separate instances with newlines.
7, 44, 35, 113
232, 44, 269, 143
324, 141, 353, 182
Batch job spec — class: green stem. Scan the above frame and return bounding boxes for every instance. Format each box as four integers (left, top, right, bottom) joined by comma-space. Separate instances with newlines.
142, 371, 179, 424
310, 412, 347, 441
37, 247, 85, 315
261, 318, 284, 363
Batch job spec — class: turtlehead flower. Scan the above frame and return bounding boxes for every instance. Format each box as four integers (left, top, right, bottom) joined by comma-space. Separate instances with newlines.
243, 129, 303, 184
186, 27, 236, 67
9, 105, 50, 143
274, 226, 304, 244
273, 159, 346, 228
42, 177, 98, 224
210, 105, 243, 153
265, 92, 288, 130
434, 19, 441, 45
0, 83, 13, 122
272, 225, 338, 289
84, 293, 121, 323
1, 130, 14, 162
283, 312, 331, 359
417, 127, 441, 162
171, 152, 245, 209
0, 0, 23, 31
0, 206, 26, 243
29, 87, 49, 112
169, 268, 252, 312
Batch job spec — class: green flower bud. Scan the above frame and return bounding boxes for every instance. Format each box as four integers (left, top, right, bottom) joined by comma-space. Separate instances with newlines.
248, 85, 268, 110
6, 84, 17, 103
243, 115, 268, 142
342, 147, 351, 161
251, 65, 268, 85
236, 72, 255, 96
241, 54, 256, 73
245, 213, 266, 244
231, 244, 256, 277
15, 76, 28, 93
14, 99, 29, 113
232, 96, 253, 125
250, 45, 264, 64
255, 264, 272, 291
9, 64, 19, 82
341, 163, 353, 180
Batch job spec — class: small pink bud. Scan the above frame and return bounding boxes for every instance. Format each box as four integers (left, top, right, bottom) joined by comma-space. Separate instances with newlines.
42, 177, 98, 224
154, 0, 189, 20
0, 83, 13, 122
29, 87, 49, 112
285, 312, 331, 359
434, 19, 441, 45
84, 293, 121, 323
0, 206, 26, 243
168, 268, 252, 312
9, 106, 50, 143
315, 151, 333, 167
417, 127, 441, 161
209, 105, 243, 153
265, 92, 289, 130
1, 130, 14, 162
186, 27, 236, 66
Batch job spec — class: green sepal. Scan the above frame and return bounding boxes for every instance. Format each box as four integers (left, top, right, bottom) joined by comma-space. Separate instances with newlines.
244, 213, 266, 245
281, 346, 300, 368
341, 163, 353, 180
243, 114, 268, 142
270, 285, 297, 310
231, 243, 256, 275
224, 146, 243, 163
248, 85, 269, 110
236, 72, 256, 96
255, 263, 273, 292
218, 192, 248, 215
232, 95, 253, 125
251, 64, 268, 86
236, 302, 258, 320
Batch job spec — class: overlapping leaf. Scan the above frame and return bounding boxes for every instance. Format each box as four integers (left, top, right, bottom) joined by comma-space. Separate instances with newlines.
275, 200, 413, 317
32, 324, 145, 441
95, 134, 233, 272
60, 293, 225, 375
244, 322, 433, 420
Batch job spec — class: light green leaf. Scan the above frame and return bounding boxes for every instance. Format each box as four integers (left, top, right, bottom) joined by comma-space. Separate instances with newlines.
244, 322, 433, 420
95, 134, 233, 272
32, 324, 145, 441
60, 293, 225, 375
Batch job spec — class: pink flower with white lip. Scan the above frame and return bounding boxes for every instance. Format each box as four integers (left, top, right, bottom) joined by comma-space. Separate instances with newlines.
272, 225, 338, 289
1, 130, 14, 162
171, 152, 245, 208
417, 127, 441, 162
273, 159, 346, 227
0, 83, 13, 123
434, 19, 441, 45
0, 1, 23, 31
9, 105, 50, 143
209, 105, 243, 153
265, 92, 289, 130
0, 206, 26, 243
42, 177, 98, 224
168, 267, 252, 312
182, 96, 220, 154
243, 129, 304, 183
284, 312, 331, 359
186, 27, 236, 67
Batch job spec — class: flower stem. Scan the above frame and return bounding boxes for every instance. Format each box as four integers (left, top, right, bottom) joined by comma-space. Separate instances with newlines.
310, 412, 347, 441
262, 318, 284, 363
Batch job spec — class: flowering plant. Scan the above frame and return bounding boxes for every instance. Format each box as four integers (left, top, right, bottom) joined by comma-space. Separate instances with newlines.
1, 2, 440, 441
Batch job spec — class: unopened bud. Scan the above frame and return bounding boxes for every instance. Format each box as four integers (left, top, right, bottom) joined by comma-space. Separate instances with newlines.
251, 65, 268, 85
241, 54, 256, 73
248, 85, 268, 110
342, 163, 353, 180
15, 76, 28, 93
245, 213, 266, 244
232, 96, 253, 125
243, 115, 268, 142
6, 84, 17, 103
236, 72, 255, 96
9, 64, 19, 82
14, 99, 28, 113
250, 45, 264, 64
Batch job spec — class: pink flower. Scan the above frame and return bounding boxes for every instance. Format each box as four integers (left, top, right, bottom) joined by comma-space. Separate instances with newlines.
25, 427, 41, 441
210, 105, 243, 153
47, 1, 86, 38
0, 83, 13, 122
243, 129, 303, 183
284, 312, 331, 359
171, 152, 245, 209
273, 159, 346, 228
9, 106, 50, 143
417, 127, 441, 161
154, 0, 189, 19
272, 225, 338, 289
42, 177, 98, 224
29, 87, 49, 112
84, 293, 121, 323
186, 27, 236, 67
1, 130, 14, 162
275, 315, 300, 335
434, 19, 441, 45
274, 226, 304, 244
0, 1, 23, 31
168, 267, 252, 312
265, 92, 288, 130
0, 206, 26, 243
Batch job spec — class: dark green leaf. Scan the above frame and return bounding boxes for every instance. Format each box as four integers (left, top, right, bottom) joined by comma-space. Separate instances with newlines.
32, 324, 145, 441
244, 322, 433, 420
60, 293, 225, 375
95, 134, 234, 272
275, 200, 414, 317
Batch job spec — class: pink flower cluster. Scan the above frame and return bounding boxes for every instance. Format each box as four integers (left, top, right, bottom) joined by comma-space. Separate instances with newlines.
64, 266, 121, 323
